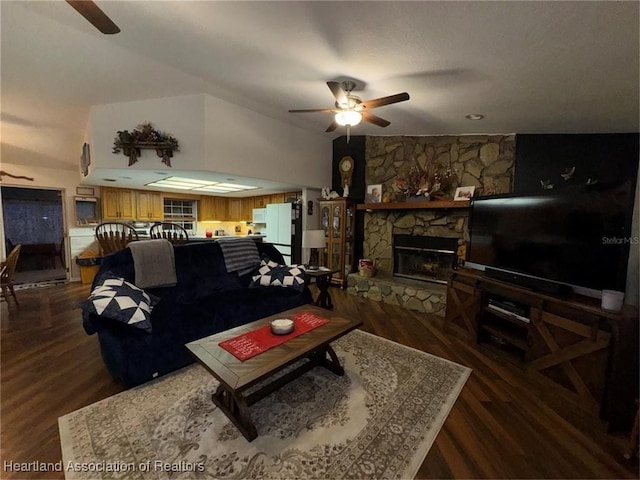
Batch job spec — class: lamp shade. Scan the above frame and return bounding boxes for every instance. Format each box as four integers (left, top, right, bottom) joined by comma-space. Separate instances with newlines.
335, 110, 362, 126
303, 229, 326, 249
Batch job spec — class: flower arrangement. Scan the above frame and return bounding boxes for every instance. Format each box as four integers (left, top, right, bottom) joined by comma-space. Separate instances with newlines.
392, 161, 457, 200
113, 122, 179, 166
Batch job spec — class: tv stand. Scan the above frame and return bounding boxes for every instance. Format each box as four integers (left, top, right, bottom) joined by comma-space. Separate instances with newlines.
444, 268, 639, 432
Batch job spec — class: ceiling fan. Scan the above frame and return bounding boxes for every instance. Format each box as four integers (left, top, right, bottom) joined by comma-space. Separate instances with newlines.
66, 0, 120, 34
289, 81, 410, 138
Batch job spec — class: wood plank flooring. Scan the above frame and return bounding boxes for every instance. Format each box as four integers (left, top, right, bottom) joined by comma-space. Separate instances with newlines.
1, 282, 637, 479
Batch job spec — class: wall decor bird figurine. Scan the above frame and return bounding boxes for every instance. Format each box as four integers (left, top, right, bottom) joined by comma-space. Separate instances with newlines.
540, 179, 554, 190
560, 166, 575, 181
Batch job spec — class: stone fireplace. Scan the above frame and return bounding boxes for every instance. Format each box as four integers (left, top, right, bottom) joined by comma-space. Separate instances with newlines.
393, 234, 458, 284
346, 134, 515, 317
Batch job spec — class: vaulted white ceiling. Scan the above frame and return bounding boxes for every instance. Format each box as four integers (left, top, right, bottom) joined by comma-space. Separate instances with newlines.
2, 1, 638, 177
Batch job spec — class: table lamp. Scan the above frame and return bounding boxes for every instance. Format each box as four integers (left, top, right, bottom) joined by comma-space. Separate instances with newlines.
303, 229, 326, 270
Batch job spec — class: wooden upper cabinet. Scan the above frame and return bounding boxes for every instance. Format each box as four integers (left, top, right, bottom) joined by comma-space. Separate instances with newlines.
136, 191, 164, 221
241, 198, 254, 222
102, 187, 136, 221
253, 195, 268, 208
227, 198, 243, 221
199, 196, 228, 221
269, 193, 286, 204
284, 191, 301, 201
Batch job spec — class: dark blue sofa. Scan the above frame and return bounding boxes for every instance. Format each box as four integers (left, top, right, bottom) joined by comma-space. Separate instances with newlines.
82, 241, 312, 387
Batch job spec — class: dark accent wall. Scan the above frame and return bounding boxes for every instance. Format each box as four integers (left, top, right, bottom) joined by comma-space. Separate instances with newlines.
332, 135, 366, 201
514, 133, 639, 194
333, 135, 366, 262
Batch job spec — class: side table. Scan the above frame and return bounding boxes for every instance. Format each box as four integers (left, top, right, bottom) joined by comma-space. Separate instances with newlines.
307, 268, 339, 310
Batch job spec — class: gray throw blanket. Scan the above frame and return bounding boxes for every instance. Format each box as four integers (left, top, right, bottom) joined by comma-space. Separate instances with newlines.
217, 237, 260, 276
128, 239, 177, 289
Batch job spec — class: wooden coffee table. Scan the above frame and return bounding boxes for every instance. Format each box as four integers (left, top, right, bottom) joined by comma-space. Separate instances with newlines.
185, 305, 362, 441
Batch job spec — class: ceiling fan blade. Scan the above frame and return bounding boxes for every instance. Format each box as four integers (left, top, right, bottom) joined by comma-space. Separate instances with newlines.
362, 111, 391, 128
325, 120, 339, 133
288, 108, 334, 113
327, 81, 348, 106
362, 92, 410, 110
66, 0, 121, 34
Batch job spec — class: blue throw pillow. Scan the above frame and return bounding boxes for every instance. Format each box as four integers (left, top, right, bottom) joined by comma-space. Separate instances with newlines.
80, 273, 159, 332
250, 260, 307, 292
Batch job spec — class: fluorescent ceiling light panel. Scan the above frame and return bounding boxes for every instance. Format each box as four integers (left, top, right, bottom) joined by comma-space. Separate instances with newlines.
217, 183, 258, 190
146, 176, 259, 192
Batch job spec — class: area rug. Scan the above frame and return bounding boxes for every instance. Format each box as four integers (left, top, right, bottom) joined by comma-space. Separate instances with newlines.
59, 330, 471, 480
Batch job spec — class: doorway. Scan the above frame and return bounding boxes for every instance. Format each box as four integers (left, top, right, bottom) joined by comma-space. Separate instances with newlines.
1, 186, 67, 287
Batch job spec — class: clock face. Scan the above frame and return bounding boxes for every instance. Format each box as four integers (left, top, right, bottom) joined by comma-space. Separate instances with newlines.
340, 157, 353, 172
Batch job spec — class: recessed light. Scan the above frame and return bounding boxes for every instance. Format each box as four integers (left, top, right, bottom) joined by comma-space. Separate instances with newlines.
103, 178, 117, 182
119, 176, 132, 180
226, 178, 236, 182
465, 113, 485, 120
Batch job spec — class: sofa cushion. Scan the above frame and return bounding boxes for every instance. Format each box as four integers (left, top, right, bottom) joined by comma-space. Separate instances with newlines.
250, 260, 307, 292
80, 273, 158, 333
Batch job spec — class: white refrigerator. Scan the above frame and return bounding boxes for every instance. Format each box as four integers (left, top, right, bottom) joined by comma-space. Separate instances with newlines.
264, 203, 301, 264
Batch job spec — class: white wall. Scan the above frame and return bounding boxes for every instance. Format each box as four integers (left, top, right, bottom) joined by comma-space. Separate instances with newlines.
203, 95, 330, 188
90, 94, 206, 173
88, 93, 332, 189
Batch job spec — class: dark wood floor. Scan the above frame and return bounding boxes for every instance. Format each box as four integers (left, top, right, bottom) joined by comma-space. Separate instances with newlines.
1, 282, 637, 479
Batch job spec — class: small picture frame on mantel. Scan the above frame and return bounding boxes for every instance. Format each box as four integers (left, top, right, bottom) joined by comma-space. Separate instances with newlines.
454, 186, 475, 201
366, 184, 382, 203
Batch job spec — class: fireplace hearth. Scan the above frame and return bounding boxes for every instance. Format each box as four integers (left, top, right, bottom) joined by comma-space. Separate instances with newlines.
393, 235, 458, 284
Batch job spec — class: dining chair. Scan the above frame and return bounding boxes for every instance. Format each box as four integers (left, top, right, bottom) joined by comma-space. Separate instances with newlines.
95, 222, 139, 254
149, 222, 189, 244
1, 244, 22, 307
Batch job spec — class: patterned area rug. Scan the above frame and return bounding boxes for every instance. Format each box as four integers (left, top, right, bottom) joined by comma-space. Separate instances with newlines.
59, 330, 471, 479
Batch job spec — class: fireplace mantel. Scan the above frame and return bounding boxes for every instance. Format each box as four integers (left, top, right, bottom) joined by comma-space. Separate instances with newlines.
356, 200, 470, 211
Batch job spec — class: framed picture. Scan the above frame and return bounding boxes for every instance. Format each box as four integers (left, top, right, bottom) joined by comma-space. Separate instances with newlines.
366, 184, 382, 203
454, 186, 475, 201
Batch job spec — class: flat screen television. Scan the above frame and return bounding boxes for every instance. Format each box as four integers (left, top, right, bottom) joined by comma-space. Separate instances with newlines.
466, 184, 634, 297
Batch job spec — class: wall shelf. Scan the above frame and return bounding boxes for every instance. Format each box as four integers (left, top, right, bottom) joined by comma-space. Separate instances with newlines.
356, 199, 470, 211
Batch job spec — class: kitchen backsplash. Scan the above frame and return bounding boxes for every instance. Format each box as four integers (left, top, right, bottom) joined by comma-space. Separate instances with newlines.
195, 221, 256, 237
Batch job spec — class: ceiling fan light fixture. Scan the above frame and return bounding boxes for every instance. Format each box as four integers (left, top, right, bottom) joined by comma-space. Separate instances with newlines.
335, 110, 362, 126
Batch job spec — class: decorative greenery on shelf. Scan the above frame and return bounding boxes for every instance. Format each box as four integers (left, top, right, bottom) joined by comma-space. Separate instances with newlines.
112, 122, 180, 167
391, 161, 457, 201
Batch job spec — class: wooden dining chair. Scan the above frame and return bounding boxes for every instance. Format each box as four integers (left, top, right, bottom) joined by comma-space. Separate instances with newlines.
1, 244, 22, 307
149, 222, 189, 244
95, 222, 139, 254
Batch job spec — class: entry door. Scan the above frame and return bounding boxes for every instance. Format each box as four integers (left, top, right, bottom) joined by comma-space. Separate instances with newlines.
1, 186, 67, 284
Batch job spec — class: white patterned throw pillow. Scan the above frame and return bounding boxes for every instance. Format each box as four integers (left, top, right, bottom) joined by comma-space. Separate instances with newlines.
250, 260, 307, 292
80, 273, 158, 332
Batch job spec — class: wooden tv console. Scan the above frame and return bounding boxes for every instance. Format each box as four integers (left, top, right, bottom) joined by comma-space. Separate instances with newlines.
444, 268, 639, 431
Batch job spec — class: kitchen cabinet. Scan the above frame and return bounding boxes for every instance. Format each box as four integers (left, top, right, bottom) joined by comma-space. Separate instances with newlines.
319, 198, 356, 288
136, 191, 164, 221
199, 196, 228, 221
270, 193, 286, 204
284, 191, 301, 201
227, 198, 243, 221
241, 198, 254, 221
102, 187, 136, 221
253, 195, 269, 208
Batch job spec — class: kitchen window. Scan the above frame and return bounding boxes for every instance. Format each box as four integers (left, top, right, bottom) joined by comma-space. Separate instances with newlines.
163, 199, 196, 234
